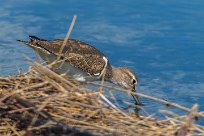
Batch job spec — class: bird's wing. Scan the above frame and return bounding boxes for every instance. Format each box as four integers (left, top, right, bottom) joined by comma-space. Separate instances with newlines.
65, 52, 108, 77
64, 39, 111, 77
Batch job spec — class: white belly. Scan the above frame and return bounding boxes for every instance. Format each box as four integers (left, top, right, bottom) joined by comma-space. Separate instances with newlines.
51, 61, 96, 81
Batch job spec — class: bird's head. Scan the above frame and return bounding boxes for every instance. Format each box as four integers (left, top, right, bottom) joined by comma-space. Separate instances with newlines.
111, 67, 141, 104
111, 67, 138, 89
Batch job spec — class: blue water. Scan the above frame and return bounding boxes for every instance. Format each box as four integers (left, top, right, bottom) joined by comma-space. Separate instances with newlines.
0, 1, 204, 124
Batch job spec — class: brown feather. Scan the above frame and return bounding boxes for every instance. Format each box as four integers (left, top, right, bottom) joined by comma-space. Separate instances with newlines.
19, 36, 112, 79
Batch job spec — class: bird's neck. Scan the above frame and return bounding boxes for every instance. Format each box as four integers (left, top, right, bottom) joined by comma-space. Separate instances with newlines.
110, 67, 121, 84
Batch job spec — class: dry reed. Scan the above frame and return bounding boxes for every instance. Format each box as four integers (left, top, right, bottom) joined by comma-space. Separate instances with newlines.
0, 63, 204, 136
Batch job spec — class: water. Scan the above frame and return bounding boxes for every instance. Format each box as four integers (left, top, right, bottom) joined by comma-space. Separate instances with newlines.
0, 0, 204, 124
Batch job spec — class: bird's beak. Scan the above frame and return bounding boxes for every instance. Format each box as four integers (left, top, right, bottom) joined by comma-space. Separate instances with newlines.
131, 85, 141, 105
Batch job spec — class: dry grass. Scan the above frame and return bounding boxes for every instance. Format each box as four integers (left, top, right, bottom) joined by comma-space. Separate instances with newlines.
0, 63, 204, 136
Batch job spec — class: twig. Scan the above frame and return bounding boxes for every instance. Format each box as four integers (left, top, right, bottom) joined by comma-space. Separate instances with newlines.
0, 81, 48, 102
5, 121, 21, 136
48, 15, 77, 68
86, 82, 203, 115
175, 104, 198, 136
59, 15, 77, 55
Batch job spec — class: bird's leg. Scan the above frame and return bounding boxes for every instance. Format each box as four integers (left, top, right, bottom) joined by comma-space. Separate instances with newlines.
131, 87, 141, 105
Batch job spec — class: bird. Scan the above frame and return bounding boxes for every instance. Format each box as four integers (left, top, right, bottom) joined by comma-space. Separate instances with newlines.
17, 36, 141, 104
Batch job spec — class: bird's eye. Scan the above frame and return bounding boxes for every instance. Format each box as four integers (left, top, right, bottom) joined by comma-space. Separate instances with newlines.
132, 79, 136, 84
60, 56, 64, 60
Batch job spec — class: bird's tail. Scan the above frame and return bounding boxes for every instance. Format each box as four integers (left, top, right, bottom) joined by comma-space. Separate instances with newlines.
17, 35, 44, 47
28, 35, 43, 42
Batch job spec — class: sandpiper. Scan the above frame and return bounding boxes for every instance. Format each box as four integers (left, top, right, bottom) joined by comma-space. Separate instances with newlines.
17, 36, 141, 104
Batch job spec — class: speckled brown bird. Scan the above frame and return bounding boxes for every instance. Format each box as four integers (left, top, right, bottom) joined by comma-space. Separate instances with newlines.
17, 36, 140, 104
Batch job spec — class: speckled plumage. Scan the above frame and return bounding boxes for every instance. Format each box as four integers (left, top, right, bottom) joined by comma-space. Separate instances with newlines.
18, 36, 112, 80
